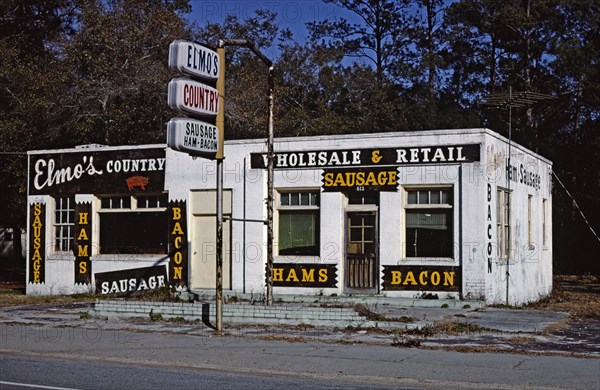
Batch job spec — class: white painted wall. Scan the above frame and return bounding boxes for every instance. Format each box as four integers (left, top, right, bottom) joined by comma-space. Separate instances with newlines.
26, 129, 553, 304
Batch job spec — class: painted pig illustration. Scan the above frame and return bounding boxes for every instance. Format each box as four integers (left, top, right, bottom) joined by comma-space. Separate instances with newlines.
126, 176, 149, 191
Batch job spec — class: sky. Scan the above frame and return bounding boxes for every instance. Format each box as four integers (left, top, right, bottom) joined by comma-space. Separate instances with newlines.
185, 0, 357, 52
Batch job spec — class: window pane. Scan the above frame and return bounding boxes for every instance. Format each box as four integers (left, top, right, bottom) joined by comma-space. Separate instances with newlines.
406, 210, 452, 257
430, 191, 440, 204
418, 191, 428, 204
310, 193, 318, 206
278, 211, 318, 255
300, 193, 310, 205
407, 191, 418, 204
99, 212, 168, 254
280, 193, 289, 206
290, 193, 300, 206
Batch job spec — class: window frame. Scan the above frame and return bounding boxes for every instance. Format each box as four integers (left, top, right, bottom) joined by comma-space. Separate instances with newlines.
53, 196, 75, 253
276, 189, 320, 257
97, 193, 168, 255
496, 188, 511, 260
403, 186, 454, 260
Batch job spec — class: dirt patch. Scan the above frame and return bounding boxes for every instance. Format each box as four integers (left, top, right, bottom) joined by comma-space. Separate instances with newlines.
527, 275, 600, 320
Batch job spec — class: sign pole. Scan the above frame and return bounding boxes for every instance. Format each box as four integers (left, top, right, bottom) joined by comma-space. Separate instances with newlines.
215, 45, 225, 332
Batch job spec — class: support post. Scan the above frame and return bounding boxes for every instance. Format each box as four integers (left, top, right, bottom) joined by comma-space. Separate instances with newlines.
215, 45, 226, 332
266, 66, 275, 306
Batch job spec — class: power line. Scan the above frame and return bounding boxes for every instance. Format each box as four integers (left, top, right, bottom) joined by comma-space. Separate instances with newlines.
552, 170, 600, 244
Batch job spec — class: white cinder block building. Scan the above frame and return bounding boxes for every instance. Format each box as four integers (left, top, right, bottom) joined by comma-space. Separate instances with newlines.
26, 128, 553, 305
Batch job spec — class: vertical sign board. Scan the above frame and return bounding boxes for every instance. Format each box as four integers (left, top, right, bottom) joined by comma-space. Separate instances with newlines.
169, 200, 188, 287
29, 203, 45, 283
75, 202, 92, 284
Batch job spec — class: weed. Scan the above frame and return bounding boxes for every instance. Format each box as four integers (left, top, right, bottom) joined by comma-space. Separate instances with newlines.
149, 309, 163, 322
79, 311, 91, 319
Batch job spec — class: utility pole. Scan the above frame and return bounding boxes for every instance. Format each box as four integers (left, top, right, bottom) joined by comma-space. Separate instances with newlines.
218, 39, 275, 306
481, 88, 555, 306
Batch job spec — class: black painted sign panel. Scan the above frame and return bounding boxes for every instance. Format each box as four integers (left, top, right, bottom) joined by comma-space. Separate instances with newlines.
322, 167, 398, 192
251, 144, 480, 169
29, 203, 45, 283
382, 265, 461, 292
271, 263, 338, 288
75, 202, 92, 284
95, 265, 168, 295
29, 148, 166, 195
168, 200, 188, 287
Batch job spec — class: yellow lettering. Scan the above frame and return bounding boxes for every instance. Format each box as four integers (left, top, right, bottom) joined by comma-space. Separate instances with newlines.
391, 271, 401, 285
323, 172, 334, 186
77, 228, 88, 241
318, 268, 328, 282
431, 272, 441, 286
77, 245, 89, 257
286, 268, 299, 282
419, 271, 428, 286
174, 252, 183, 264
78, 212, 89, 225
173, 266, 182, 280
34, 203, 42, 215
173, 207, 182, 220
32, 215, 42, 227
174, 236, 182, 249
171, 222, 183, 235
388, 171, 397, 185
333, 173, 345, 187
364, 172, 377, 186
443, 272, 455, 286
273, 268, 283, 282
32, 249, 41, 261
79, 261, 87, 274
403, 271, 417, 285
33, 260, 41, 271
377, 171, 388, 185
301, 268, 315, 282
356, 172, 365, 186
33, 271, 40, 283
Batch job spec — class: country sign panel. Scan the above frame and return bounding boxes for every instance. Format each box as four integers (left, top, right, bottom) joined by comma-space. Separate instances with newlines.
167, 77, 220, 118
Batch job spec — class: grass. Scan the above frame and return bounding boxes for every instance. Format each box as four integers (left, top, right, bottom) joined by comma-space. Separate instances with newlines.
526, 275, 600, 320
0, 289, 95, 307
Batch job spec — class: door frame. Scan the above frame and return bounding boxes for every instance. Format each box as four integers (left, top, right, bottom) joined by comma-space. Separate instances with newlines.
344, 204, 379, 294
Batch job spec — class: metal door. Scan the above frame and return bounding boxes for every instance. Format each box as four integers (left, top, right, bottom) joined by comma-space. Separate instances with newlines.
346, 211, 377, 290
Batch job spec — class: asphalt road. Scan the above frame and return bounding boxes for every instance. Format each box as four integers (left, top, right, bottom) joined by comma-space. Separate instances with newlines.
1, 324, 598, 390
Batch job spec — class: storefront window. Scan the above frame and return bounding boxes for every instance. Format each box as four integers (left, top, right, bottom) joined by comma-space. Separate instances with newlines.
54, 196, 75, 252
98, 194, 168, 254
277, 190, 319, 256
405, 188, 453, 258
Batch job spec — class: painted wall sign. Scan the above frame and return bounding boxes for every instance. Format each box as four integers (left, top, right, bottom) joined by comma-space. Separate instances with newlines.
251, 144, 480, 169
29, 148, 165, 195
322, 167, 398, 192
95, 265, 168, 295
167, 77, 220, 118
29, 203, 45, 284
382, 266, 461, 292
167, 118, 218, 158
271, 263, 338, 288
168, 40, 220, 81
168, 200, 188, 286
75, 202, 92, 284
506, 158, 541, 190
486, 183, 494, 273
